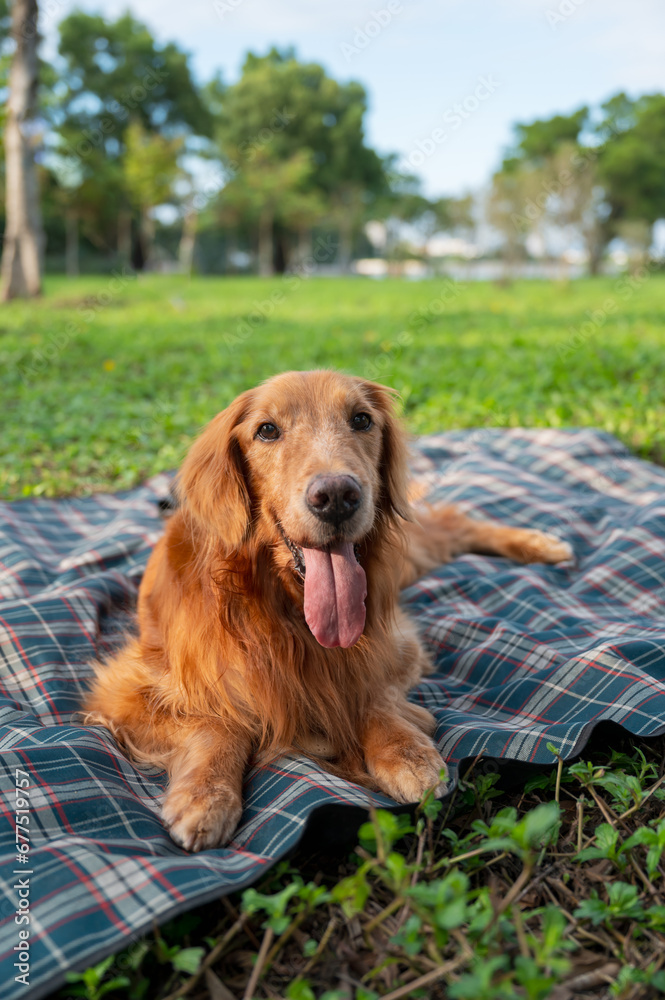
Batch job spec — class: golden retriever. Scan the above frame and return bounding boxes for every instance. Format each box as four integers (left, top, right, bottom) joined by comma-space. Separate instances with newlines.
84, 370, 571, 851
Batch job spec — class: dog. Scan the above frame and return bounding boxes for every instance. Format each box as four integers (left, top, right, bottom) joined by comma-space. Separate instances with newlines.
84, 370, 572, 852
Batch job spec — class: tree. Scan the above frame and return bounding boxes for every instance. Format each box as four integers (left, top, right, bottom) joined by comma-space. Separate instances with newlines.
48, 10, 211, 268
359, 159, 477, 266
216, 48, 387, 273
488, 163, 532, 277
47, 154, 126, 272
123, 120, 182, 268
544, 141, 609, 275
1, 0, 45, 300
0, 1, 13, 241
399, 191, 476, 245
510, 108, 589, 163
495, 107, 611, 274
219, 149, 323, 275
597, 93, 665, 236
55, 11, 211, 150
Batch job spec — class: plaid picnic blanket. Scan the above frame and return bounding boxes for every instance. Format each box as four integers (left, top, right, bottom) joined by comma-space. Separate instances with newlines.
3, 428, 665, 1000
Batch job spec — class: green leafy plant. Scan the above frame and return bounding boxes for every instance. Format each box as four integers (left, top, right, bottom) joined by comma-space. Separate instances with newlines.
575, 881, 645, 926
64, 957, 130, 1000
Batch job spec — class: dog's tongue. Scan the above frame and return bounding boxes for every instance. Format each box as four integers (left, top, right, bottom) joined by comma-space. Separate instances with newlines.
302, 542, 367, 648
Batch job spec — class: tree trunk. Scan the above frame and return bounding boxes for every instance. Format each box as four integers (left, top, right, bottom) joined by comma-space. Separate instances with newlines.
587, 250, 602, 277
286, 226, 310, 272
585, 231, 604, 276
273, 227, 287, 274
117, 209, 132, 265
297, 226, 310, 263
178, 205, 198, 275
338, 215, 353, 274
1, 0, 44, 301
225, 229, 237, 274
137, 208, 155, 271
584, 217, 611, 277
65, 208, 79, 277
258, 206, 274, 276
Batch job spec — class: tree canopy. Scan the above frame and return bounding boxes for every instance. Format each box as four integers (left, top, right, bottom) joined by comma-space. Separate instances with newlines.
598, 93, 665, 226
55, 11, 212, 151
491, 94, 665, 273
1, 6, 664, 284
218, 48, 385, 197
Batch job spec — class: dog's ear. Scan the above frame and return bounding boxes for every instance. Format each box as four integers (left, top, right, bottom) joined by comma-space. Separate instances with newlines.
360, 379, 412, 521
177, 390, 255, 550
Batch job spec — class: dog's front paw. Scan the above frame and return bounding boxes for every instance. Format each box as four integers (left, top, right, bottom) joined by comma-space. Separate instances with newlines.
162, 781, 242, 852
369, 736, 448, 805
510, 529, 573, 565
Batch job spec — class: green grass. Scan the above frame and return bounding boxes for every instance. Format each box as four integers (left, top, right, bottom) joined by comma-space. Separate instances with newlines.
6, 271, 665, 998
2, 271, 665, 499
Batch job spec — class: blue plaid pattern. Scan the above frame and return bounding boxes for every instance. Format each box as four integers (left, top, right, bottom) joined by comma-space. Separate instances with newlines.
2, 429, 665, 999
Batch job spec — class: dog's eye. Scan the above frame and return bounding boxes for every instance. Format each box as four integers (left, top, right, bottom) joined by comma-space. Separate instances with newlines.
351, 413, 372, 431
256, 422, 280, 441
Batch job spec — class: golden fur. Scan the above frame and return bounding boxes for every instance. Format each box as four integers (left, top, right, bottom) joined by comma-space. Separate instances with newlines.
84, 370, 571, 851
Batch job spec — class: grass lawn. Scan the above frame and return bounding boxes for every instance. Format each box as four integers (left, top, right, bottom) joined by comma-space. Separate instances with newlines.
2, 271, 665, 499
5, 273, 665, 998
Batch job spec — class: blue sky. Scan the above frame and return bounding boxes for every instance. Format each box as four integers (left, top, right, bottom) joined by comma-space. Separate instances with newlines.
44, 0, 665, 197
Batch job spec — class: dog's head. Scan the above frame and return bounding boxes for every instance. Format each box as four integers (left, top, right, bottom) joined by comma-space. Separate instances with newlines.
178, 370, 410, 648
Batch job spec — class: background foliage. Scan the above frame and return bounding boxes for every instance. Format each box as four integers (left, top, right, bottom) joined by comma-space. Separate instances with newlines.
1, 9, 664, 276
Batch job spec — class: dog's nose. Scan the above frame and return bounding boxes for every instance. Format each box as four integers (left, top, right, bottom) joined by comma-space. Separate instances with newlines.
306, 475, 361, 525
